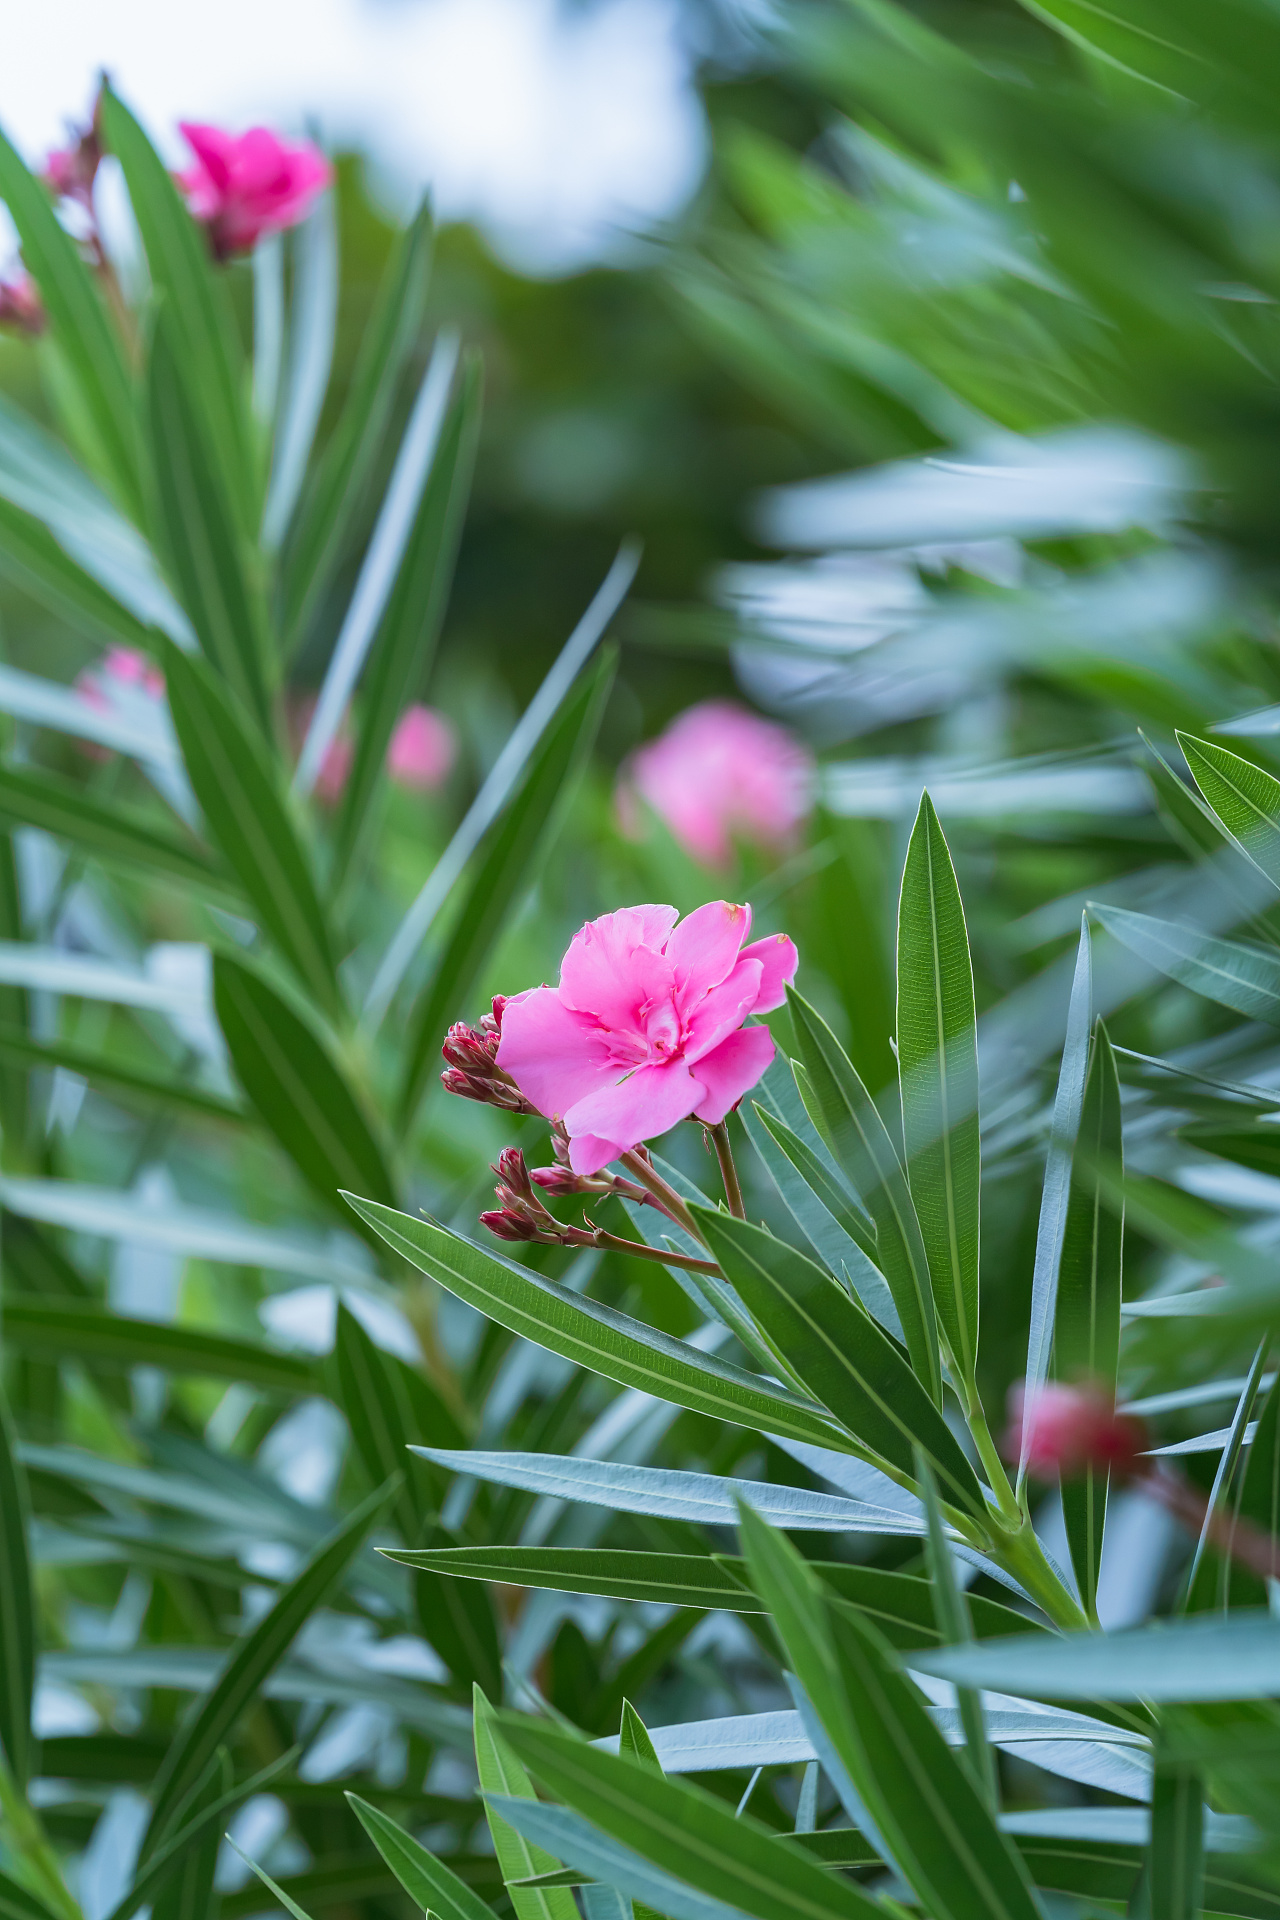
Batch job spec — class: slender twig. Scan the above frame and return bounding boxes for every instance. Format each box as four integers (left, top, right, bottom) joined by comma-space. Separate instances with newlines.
592, 1229, 721, 1275
617, 1148, 700, 1239
707, 1121, 745, 1219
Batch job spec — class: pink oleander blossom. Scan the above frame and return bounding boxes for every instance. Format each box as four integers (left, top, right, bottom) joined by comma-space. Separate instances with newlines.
1004, 1381, 1146, 1480
387, 704, 455, 792
496, 901, 798, 1175
617, 699, 813, 869
74, 647, 165, 756
178, 123, 331, 257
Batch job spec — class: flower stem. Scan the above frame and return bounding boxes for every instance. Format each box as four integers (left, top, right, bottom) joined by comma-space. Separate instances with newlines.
618, 1150, 701, 1240
593, 1229, 721, 1275
707, 1121, 746, 1219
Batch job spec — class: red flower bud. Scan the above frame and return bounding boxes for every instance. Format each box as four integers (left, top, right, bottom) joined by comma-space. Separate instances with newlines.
1005, 1381, 1147, 1480
480, 1207, 541, 1243
493, 1147, 534, 1203
530, 1164, 586, 1196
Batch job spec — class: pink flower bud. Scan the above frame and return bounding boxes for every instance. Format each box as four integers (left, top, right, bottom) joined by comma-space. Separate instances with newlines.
387, 704, 456, 793
178, 123, 331, 259
0, 271, 46, 337
103, 646, 165, 699
44, 127, 101, 208
529, 1165, 586, 1196
1005, 1382, 1146, 1480
493, 1147, 534, 1204
480, 1208, 540, 1243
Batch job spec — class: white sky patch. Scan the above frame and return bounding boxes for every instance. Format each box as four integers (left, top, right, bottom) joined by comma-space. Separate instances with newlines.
0, 0, 707, 273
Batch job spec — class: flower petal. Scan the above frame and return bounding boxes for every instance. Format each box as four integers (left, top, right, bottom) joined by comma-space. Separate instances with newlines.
666, 901, 752, 1007
691, 1024, 776, 1125
565, 1060, 704, 1154
495, 987, 614, 1118
558, 905, 678, 1027
567, 1132, 624, 1177
737, 933, 799, 1013
682, 958, 763, 1066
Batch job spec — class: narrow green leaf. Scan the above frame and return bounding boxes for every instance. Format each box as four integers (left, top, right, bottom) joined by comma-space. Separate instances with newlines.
224, 1843, 318, 1920
618, 1702, 665, 1920
737, 1504, 1041, 1920
1, 1299, 315, 1393
1178, 731, 1280, 893
1182, 1119, 1280, 1178
1229, 1370, 1280, 1606
101, 87, 249, 511
1090, 902, 1280, 1028
282, 204, 434, 647
142, 1479, 397, 1858
396, 650, 613, 1129
262, 193, 337, 548
0, 121, 141, 517
213, 954, 392, 1223
347, 1791, 493, 1920
910, 1611, 1280, 1700
748, 1102, 877, 1264
474, 1686, 579, 1920
916, 1451, 997, 1810
897, 793, 981, 1383
1148, 1739, 1205, 1920
342, 1198, 852, 1453
152, 1749, 228, 1920
0, 494, 151, 649
331, 1298, 461, 1538
1184, 1339, 1269, 1609
0, 832, 27, 1151
692, 1207, 986, 1520
0, 1023, 243, 1125
331, 356, 481, 891
102, 1749, 298, 1920
787, 987, 941, 1402
0, 759, 235, 904
145, 314, 271, 731
1056, 1021, 1124, 1616
494, 1712, 884, 1920
0, 1381, 33, 1783
162, 643, 340, 1014
0, 1868, 58, 1920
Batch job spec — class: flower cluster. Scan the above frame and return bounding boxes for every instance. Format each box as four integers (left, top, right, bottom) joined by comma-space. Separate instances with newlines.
440, 998, 535, 1114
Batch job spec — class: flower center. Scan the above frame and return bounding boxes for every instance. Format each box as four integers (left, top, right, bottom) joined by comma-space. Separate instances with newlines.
642, 997, 683, 1059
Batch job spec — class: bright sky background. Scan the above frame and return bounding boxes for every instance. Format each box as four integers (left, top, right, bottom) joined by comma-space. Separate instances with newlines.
1, 0, 710, 273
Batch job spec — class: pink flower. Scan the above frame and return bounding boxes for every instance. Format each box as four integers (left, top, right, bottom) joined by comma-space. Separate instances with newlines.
1004, 1381, 1146, 1480
177, 123, 331, 257
617, 700, 813, 869
387, 704, 456, 792
496, 901, 798, 1175
74, 647, 165, 756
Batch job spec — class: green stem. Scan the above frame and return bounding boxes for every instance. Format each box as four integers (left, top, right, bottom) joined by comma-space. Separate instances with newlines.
0, 1750, 81, 1920
593, 1229, 721, 1275
707, 1121, 746, 1219
991, 1516, 1091, 1632
618, 1150, 700, 1240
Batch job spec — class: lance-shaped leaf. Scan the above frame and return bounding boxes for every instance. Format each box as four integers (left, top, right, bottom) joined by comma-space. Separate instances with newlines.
0, 1868, 59, 1920
897, 793, 981, 1384
214, 954, 393, 1225
331, 355, 481, 891
1227, 1370, 1280, 1607
1148, 1735, 1205, 1920
347, 1792, 493, 1920
692, 1207, 987, 1520
145, 315, 271, 732
282, 203, 434, 646
787, 986, 940, 1402
619, 1702, 665, 1920
0, 760, 234, 905
494, 1711, 884, 1920
0, 122, 141, 518
737, 1503, 1042, 1920
1, 1300, 315, 1394
151, 1749, 228, 1920
342, 1199, 852, 1453
1056, 1021, 1124, 1616
474, 1686, 578, 1920
0, 1024, 242, 1125
1090, 902, 1280, 1028
395, 650, 613, 1129
163, 642, 340, 1015
331, 1298, 463, 1536
1178, 731, 1280, 894
0, 1381, 33, 1784
101, 87, 250, 512
0, 494, 151, 650
917, 1450, 996, 1809
140, 1478, 397, 1859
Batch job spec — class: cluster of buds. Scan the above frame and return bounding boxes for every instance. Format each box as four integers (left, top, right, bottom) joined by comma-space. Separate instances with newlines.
1005, 1381, 1147, 1480
440, 998, 537, 1114
0, 273, 45, 337
480, 1148, 597, 1246
44, 111, 103, 211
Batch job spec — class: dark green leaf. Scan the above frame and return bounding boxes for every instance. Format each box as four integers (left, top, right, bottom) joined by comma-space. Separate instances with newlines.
917, 1451, 996, 1809
0, 1868, 58, 1920
0, 1380, 33, 1783
0, 1022, 243, 1125
214, 954, 392, 1224
1, 1299, 316, 1393
396, 649, 614, 1129
748, 1101, 877, 1265
787, 987, 941, 1402
332, 355, 482, 891
347, 1791, 493, 1920
163, 642, 340, 1014
282, 204, 433, 646
0, 121, 140, 517
0, 760, 235, 904
1148, 1737, 1205, 1920
896, 793, 981, 1384
693, 1207, 986, 1520
474, 1685, 578, 1920
331, 1298, 462, 1538
1056, 1022, 1124, 1616
1181, 1120, 1280, 1179
142, 1479, 397, 1858
343, 1198, 852, 1453
1229, 1370, 1280, 1606
0, 494, 151, 650
145, 315, 271, 731
152, 1750, 228, 1920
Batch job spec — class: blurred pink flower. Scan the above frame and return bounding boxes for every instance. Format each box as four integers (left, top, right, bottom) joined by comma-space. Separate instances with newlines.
44, 130, 100, 209
0, 270, 45, 337
74, 647, 165, 758
290, 696, 352, 807
387, 704, 456, 792
617, 699, 813, 869
1004, 1381, 1146, 1480
178, 123, 331, 257
497, 900, 798, 1175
